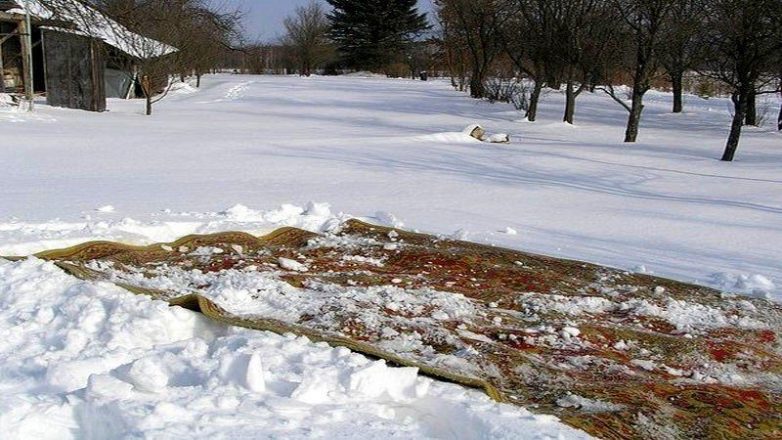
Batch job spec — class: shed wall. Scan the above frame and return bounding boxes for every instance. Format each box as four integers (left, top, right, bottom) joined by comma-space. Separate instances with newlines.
43, 29, 105, 112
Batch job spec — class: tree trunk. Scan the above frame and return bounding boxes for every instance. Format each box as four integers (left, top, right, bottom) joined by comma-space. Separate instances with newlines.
671, 70, 684, 113
526, 80, 542, 122
745, 87, 757, 126
624, 89, 645, 143
722, 91, 748, 162
563, 81, 576, 124
196, 74, 202, 88
470, 68, 485, 99
142, 75, 152, 116
778, 97, 782, 131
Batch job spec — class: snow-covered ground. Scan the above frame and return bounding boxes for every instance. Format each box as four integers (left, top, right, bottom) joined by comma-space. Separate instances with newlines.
1, 74, 780, 438
0, 257, 585, 439
2, 74, 780, 300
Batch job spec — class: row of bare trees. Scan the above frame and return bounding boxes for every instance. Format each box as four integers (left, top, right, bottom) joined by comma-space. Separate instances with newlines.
436, 0, 782, 161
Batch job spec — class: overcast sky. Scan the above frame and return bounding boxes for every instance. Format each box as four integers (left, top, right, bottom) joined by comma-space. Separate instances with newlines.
224, 0, 436, 41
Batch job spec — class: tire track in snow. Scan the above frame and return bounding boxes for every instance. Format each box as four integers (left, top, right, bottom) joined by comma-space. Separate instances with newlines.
194, 80, 255, 104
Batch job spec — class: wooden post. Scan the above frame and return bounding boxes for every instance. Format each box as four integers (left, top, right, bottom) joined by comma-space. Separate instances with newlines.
0, 34, 5, 94
142, 74, 151, 115
19, 16, 34, 110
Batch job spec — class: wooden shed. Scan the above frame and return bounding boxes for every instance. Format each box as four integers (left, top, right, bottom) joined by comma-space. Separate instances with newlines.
0, 0, 173, 112
43, 28, 106, 111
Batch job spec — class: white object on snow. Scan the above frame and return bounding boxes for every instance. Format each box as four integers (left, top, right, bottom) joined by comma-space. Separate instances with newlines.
463, 124, 486, 140
488, 133, 511, 143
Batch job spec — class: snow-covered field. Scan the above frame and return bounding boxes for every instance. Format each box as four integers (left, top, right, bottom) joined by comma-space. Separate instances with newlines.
1, 74, 780, 438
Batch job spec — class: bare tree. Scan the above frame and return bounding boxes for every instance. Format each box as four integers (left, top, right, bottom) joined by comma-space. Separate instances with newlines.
611, 0, 677, 143
659, 0, 704, 113
778, 70, 782, 131
500, 0, 550, 121
778, 97, 782, 131
700, 0, 782, 161
435, 0, 509, 99
436, 4, 470, 92
282, 1, 334, 77
549, 0, 619, 124
175, 4, 243, 87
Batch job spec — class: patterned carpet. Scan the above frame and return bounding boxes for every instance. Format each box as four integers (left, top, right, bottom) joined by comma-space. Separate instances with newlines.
22, 220, 782, 439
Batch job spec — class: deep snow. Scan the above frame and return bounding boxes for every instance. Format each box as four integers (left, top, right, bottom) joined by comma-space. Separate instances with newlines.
0, 258, 587, 439
1, 73, 781, 438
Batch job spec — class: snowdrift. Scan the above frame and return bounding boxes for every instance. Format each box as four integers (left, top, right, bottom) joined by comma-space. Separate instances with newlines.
13, 220, 782, 439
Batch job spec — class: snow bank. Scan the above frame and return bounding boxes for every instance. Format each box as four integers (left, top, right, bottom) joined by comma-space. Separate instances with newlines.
0, 93, 13, 108
0, 202, 347, 256
709, 272, 776, 299
0, 258, 589, 439
168, 81, 200, 96
416, 132, 484, 144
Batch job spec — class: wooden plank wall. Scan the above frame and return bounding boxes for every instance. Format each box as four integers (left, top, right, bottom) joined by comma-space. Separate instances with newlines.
43, 29, 106, 112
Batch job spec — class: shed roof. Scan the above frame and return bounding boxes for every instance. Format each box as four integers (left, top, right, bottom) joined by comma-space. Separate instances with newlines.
3, 0, 176, 59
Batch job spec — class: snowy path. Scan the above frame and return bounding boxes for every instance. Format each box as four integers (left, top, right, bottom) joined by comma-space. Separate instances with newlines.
2, 74, 780, 300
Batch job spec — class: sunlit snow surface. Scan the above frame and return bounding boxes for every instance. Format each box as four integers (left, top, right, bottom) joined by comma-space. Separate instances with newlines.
1, 75, 779, 301
1, 74, 780, 438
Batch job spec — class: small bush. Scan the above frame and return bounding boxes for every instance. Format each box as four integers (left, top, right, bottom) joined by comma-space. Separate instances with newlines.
484, 77, 530, 111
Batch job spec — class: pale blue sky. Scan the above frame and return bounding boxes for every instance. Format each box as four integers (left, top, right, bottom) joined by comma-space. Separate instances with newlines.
223, 0, 435, 41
